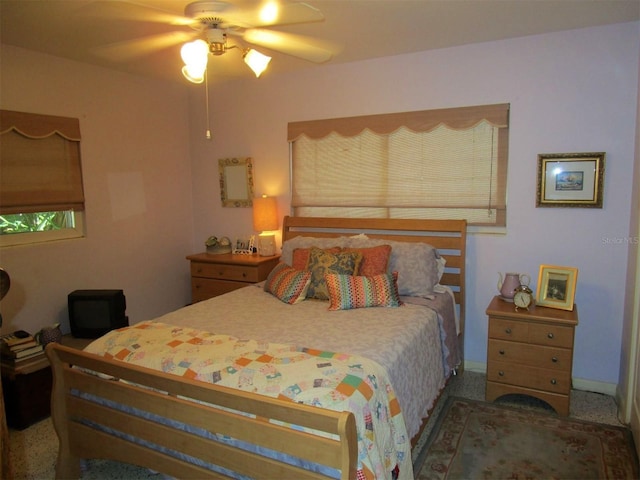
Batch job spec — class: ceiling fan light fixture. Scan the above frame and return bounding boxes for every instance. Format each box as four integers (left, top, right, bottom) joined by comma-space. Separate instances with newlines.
243, 48, 271, 78
181, 65, 206, 83
181, 39, 209, 83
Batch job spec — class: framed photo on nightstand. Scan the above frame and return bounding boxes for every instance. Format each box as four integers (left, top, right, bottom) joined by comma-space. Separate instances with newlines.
233, 235, 255, 254
536, 265, 578, 311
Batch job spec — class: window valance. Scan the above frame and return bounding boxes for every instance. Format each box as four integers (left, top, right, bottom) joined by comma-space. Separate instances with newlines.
1, 109, 81, 141
0, 110, 85, 214
288, 103, 509, 141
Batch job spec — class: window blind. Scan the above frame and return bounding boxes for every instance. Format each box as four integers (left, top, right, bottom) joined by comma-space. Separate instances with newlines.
289, 103, 509, 226
0, 110, 85, 214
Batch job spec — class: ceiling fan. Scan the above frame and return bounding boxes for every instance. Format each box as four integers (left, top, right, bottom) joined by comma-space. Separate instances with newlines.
95, 1, 337, 83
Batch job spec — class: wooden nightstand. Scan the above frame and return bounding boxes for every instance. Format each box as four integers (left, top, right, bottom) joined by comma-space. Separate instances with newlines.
485, 295, 578, 416
186, 252, 280, 303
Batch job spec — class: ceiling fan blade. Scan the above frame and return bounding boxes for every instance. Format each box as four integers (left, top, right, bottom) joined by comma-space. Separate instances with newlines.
220, 2, 324, 28
79, 1, 194, 27
239, 28, 339, 63
93, 30, 195, 61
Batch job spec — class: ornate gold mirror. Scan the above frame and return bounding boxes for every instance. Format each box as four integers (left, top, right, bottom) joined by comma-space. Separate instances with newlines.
218, 157, 254, 208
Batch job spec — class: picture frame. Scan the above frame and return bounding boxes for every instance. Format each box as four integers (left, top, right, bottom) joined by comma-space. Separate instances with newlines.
233, 235, 255, 255
536, 152, 605, 208
219, 157, 254, 208
536, 265, 578, 311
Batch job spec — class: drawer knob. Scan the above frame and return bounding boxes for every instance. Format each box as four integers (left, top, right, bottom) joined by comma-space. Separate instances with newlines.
196, 268, 202, 273
505, 328, 512, 335
498, 371, 505, 377
547, 332, 555, 339
499, 349, 505, 355
550, 378, 557, 385
242, 272, 247, 278
552, 356, 558, 363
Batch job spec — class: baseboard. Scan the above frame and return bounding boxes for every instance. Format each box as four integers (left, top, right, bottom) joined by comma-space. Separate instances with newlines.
573, 377, 617, 396
464, 360, 486, 374
463, 360, 618, 396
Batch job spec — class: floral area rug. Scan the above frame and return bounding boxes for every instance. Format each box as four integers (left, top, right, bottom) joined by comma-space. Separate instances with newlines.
415, 396, 639, 479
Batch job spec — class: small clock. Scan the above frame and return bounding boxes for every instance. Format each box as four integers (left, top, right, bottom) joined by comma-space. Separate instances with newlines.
513, 285, 534, 311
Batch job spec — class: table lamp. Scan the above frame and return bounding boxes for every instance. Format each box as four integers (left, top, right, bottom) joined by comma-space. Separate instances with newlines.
252, 195, 278, 256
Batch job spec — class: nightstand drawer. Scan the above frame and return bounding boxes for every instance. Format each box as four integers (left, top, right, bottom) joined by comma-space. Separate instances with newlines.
488, 318, 529, 342
528, 323, 574, 348
489, 317, 574, 348
191, 262, 260, 283
487, 360, 571, 394
488, 339, 572, 371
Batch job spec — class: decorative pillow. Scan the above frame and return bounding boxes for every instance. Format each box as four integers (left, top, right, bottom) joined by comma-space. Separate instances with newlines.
342, 244, 392, 276
281, 236, 350, 267
305, 247, 362, 300
326, 272, 402, 311
291, 247, 341, 270
347, 235, 443, 298
263, 262, 311, 304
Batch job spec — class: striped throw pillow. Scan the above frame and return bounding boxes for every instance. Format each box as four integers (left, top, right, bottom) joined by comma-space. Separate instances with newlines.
264, 262, 311, 305
325, 272, 402, 311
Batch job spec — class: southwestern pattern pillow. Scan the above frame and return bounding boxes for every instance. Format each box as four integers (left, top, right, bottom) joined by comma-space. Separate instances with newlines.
291, 247, 341, 271
326, 272, 402, 311
263, 262, 311, 304
305, 247, 362, 300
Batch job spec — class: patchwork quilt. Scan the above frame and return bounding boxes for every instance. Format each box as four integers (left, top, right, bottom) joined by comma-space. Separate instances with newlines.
85, 321, 413, 480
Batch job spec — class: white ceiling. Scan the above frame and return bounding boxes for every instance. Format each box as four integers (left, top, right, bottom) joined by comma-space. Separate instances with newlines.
1, 0, 639, 85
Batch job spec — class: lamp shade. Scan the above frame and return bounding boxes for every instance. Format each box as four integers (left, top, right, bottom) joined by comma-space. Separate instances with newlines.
252, 196, 278, 232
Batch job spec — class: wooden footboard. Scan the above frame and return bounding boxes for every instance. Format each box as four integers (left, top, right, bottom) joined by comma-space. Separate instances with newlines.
46, 343, 357, 480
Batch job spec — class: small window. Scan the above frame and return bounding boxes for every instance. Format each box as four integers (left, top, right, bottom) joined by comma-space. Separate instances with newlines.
1, 110, 85, 246
0, 211, 84, 247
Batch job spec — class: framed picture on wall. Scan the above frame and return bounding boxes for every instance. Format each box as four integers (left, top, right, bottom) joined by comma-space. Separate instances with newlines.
536, 152, 605, 208
536, 265, 578, 311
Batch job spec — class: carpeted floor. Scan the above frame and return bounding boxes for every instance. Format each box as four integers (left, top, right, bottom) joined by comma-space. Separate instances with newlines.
9, 370, 637, 479
414, 396, 639, 480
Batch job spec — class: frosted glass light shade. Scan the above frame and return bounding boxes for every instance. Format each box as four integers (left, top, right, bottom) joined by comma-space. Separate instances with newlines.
244, 49, 271, 78
181, 40, 209, 83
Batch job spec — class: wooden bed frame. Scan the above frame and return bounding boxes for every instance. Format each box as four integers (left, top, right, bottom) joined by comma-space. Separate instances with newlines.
46, 216, 466, 479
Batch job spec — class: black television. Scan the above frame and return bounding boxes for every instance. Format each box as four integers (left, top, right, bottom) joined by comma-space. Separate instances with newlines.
68, 289, 128, 338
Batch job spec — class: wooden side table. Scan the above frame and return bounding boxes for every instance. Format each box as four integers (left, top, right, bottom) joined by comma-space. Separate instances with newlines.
485, 295, 578, 415
1, 355, 52, 430
1, 335, 93, 430
186, 253, 280, 303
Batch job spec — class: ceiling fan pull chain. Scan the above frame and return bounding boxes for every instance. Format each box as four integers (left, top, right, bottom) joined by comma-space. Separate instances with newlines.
205, 67, 212, 140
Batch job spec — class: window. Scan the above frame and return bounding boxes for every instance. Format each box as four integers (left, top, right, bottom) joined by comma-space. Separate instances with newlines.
0, 110, 85, 246
289, 103, 509, 227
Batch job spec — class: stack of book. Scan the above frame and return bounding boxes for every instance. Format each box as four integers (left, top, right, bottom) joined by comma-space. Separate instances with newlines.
0, 330, 45, 371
